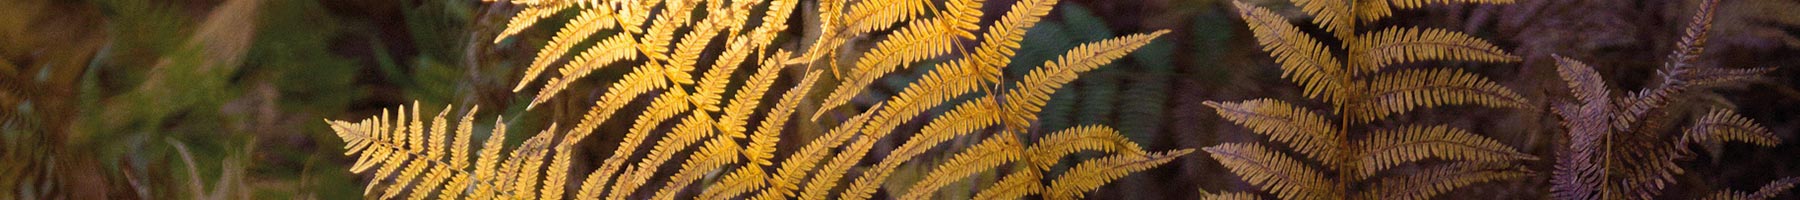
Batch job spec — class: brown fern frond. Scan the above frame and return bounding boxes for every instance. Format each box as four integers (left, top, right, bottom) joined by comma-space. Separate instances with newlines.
1350, 125, 1537, 180
1234, 1, 1352, 106
1700, 177, 1800, 200
1355, 68, 1528, 123
1045, 149, 1194, 200
1683, 67, 1774, 88
1204, 143, 1337, 200
1680, 108, 1779, 155
1204, 99, 1341, 165
970, 170, 1042, 200
1022, 126, 1147, 171
1350, 27, 1519, 75
1356, 162, 1532, 200
898, 134, 1025, 200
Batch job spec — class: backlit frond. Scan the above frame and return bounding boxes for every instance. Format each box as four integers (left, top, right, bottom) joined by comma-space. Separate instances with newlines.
902, 135, 1026, 200
970, 170, 1042, 200
1355, 68, 1528, 123
1284, 0, 1353, 39
1204, 99, 1340, 164
1356, 162, 1532, 200
1205, 143, 1336, 200
1002, 31, 1170, 130
515, 9, 619, 92
1022, 126, 1147, 170
1045, 149, 1194, 200
1350, 27, 1519, 75
1233, 1, 1351, 106
811, 0, 986, 120
1200, 191, 1263, 200
1351, 125, 1537, 180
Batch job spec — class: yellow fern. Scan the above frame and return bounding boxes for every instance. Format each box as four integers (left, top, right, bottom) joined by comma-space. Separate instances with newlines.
1045, 149, 1194, 200
1205, 1, 1534, 199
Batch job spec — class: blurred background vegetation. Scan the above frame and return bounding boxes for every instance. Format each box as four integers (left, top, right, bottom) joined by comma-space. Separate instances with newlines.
2, 0, 1796, 199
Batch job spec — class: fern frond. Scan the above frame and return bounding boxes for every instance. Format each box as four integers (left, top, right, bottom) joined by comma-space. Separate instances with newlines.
1352, 125, 1536, 180
698, 71, 824, 200
902, 135, 1025, 200
500, 124, 556, 198
515, 8, 620, 92
656, 51, 792, 199
1199, 191, 1263, 200
752, 109, 879, 200
537, 135, 575, 200
1003, 30, 1170, 127
494, 3, 574, 43
608, 113, 716, 199
1283, 0, 1353, 39
1683, 67, 1774, 88
1356, 162, 1532, 200
1350, 27, 1519, 75
1045, 149, 1194, 200
810, 0, 986, 120
1022, 126, 1147, 171
1205, 143, 1336, 200
1681, 108, 1779, 155
1204, 99, 1341, 165
470, 118, 508, 199
1354, 0, 1516, 22
529, 33, 639, 107
1701, 177, 1800, 200
1355, 68, 1528, 123
971, 170, 1042, 200
1233, 1, 1352, 106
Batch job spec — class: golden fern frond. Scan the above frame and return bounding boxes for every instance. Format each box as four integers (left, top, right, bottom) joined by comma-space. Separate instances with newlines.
1351, 125, 1537, 180
794, 0, 934, 64
499, 125, 557, 199
1045, 149, 1194, 200
1233, 1, 1352, 106
1349, 27, 1519, 75
797, 130, 881, 200
1356, 162, 1532, 200
810, 0, 986, 120
327, 104, 534, 199
1353, 0, 1516, 22
698, 71, 824, 200
656, 51, 793, 199
515, 8, 619, 92
529, 33, 638, 107
1700, 177, 1800, 200
970, 170, 1042, 200
470, 117, 508, 199
1204, 99, 1341, 165
900, 135, 1025, 200
494, 3, 573, 43
608, 113, 716, 199
1282, 0, 1353, 39
578, 89, 694, 197
537, 134, 576, 200
751, 109, 879, 200
1204, 143, 1337, 200
1022, 126, 1147, 170
1001, 30, 1170, 130
1354, 68, 1528, 123
1680, 108, 1779, 155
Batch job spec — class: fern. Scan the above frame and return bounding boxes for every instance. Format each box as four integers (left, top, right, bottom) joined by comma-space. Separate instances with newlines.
1203, 1, 1535, 199
328, 0, 1189, 199
1548, 0, 1794, 199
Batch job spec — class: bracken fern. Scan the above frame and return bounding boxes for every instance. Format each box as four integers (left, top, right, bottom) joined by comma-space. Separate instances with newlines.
1548, 0, 1794, 199
1201, 1, 1537, 199
324, 0, 1188, 199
